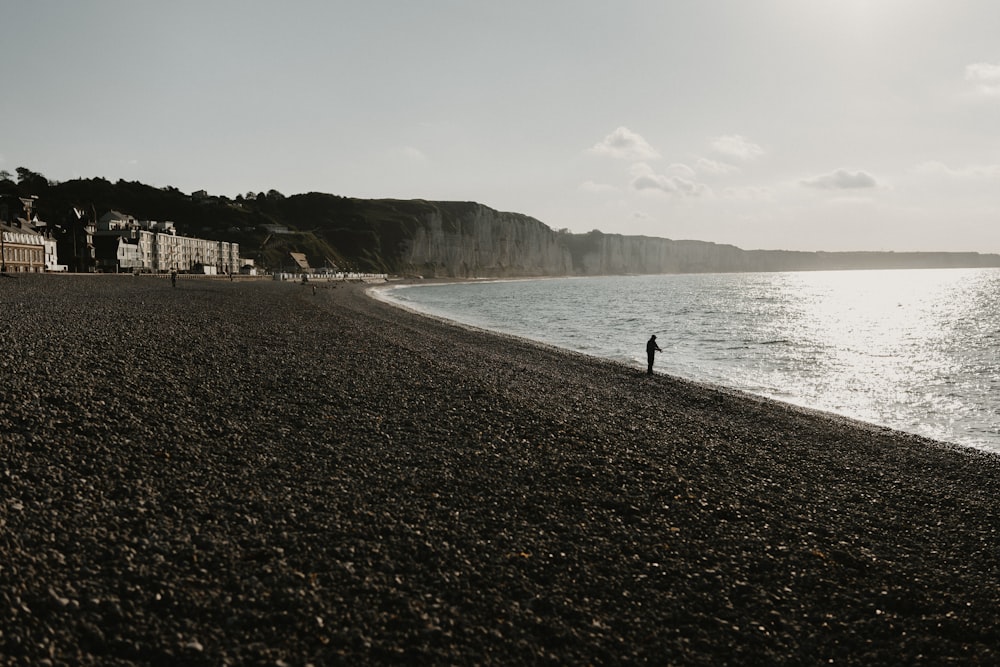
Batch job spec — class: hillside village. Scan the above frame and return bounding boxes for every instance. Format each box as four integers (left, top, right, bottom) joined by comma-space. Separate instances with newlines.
0, 194, 245, 275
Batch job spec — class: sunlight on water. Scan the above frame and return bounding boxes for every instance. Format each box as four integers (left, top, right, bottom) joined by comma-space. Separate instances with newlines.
382, 269, 1000, 453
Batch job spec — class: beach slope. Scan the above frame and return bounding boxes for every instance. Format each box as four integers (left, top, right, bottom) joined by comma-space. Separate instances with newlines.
1, 275, 998, 665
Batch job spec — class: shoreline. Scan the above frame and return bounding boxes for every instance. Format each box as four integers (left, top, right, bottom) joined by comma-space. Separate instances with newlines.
3, 275, 999, 664
373, 276, 998, 456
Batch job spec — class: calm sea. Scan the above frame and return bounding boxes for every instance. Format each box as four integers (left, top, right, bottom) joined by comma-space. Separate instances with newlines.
378, 269, 1000, 454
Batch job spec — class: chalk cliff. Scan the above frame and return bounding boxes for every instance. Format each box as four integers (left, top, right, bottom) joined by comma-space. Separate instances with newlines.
393, 201, 1000, 276
400, 202, 571, 277
562, 232, 750, 275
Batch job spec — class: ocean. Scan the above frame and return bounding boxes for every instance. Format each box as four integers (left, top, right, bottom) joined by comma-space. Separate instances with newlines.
377, 268, 1000, 455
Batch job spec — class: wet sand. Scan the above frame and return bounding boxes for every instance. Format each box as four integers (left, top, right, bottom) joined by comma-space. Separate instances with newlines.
2, 274, 998, 665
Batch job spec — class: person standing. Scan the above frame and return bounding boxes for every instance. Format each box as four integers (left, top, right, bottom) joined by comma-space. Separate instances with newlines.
646, 335, 662, 375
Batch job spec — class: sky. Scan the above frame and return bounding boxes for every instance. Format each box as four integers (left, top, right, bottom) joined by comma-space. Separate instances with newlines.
3, 0, 999, 253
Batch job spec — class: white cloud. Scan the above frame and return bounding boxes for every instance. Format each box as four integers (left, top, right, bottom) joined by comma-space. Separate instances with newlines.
630, 162, 710, 197
911, 160, 1000, 180
579, 180, 620, 194
588, 126, 661, 160
400, 146, 428, 162
723, 186, 774, 201
965, 62, 1000, 96
710, 134, 764, 161
696, 157, 739, 175
666, 163, 697, 178
800, 168, 878, 189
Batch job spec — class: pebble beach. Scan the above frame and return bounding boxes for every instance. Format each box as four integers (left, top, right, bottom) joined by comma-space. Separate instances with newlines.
2, 274, 999, 665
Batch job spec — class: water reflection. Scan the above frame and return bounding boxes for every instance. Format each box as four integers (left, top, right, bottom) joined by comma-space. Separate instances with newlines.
386, 268, 1000, 452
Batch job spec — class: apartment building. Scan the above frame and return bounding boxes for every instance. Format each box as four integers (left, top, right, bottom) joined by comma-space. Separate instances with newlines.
0, 221, 45, 273
95, 211, 241, 274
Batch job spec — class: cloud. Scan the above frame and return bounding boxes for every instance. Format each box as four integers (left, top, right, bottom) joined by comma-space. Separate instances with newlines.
723, 186, 774, 201
912, 160, 1000, 180
710, 134, 764, 161
696, 157, 739, 175
588, 126, 661, 160
630, 162, 710, 197
666, 163, 697, 178
965, 62, 1000, 96
800, 168, 878, 189
400, 146, 428, 162
579, 180, 620, 194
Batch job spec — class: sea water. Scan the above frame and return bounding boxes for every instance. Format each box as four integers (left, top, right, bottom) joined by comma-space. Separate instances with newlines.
379, 268, 1000, 454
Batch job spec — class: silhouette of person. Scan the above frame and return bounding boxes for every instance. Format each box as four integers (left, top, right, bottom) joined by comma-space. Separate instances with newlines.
646, 335, 662, 375
170, 270, 177, 288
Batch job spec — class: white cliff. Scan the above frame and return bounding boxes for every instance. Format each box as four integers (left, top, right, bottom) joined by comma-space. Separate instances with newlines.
400, 203, 572, 277
398, 203, 751, 276
350, 199, 1000, 276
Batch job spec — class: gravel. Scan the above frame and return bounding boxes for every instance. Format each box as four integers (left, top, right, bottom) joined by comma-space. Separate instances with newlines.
1, 273, 999, 666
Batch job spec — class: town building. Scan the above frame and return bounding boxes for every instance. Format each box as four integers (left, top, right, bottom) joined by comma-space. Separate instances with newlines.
94, 211, 241, 274
43, 235, 63, 271
0, 220, 45, 273
56, 207, 97, 273
0, 195, 48, 273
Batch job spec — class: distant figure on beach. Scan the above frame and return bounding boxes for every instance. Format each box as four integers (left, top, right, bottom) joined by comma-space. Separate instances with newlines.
170, 270, 177, 288
646, 335, 662, 375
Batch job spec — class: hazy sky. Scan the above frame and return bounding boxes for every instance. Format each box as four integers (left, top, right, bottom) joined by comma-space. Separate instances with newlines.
3, 1, 999, 252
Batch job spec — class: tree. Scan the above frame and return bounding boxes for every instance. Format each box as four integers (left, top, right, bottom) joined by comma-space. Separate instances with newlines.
16, 167, 48, 189
0, 170, 12, 182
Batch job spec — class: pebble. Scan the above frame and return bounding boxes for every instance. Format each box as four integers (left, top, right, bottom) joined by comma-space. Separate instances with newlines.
1, 274, 999, 665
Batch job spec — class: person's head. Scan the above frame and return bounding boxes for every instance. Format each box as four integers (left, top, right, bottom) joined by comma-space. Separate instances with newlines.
650, 335, 656, 340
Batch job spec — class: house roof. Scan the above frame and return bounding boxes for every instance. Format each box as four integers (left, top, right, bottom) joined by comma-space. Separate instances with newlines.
100, 210, 136, 223
1, 221, 44, 240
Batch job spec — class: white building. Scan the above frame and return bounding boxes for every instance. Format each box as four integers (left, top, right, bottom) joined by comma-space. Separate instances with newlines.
95, 211, 240, 274
44, 236, 65, 271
